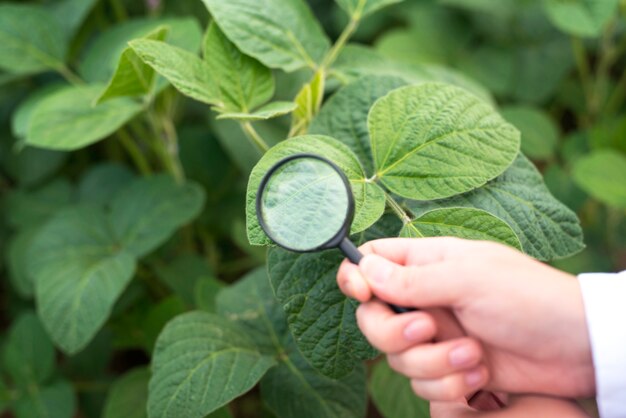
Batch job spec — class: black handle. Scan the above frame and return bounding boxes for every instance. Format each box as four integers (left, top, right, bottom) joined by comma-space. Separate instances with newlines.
339, 238, 415, 314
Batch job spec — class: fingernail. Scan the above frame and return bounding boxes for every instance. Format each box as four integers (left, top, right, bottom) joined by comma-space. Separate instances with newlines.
403, 319, 429, 342
361, 255, 394, 284
465, 369, 485, 387
449, 344, 477, 367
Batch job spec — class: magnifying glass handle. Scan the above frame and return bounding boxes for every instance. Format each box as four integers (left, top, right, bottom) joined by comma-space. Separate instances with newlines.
339, 238, 415, 314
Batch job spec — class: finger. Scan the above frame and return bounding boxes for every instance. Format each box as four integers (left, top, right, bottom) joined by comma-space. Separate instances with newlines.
387, 337, 483, 379
430, 400, 476, 418
337, 259, 372, 302
356, 301, 437, 353
359, 254, 467, 308
410, 366, 489, 401
358, 237, 468, 266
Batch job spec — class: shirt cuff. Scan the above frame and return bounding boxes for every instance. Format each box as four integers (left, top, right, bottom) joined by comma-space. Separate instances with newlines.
578, 271, 626, 418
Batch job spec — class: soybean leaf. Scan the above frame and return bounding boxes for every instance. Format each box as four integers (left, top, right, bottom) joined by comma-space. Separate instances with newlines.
246, 135, 386, 246
217, 101, 296, 121
370, 361, 430, 418
290, 70, 325, 136
78, 163, 136, 206
26, 85, 143, 150
12, 378, 76, 418
544, 0, 620, 37
29, 206, 136, 354
47, 0, 99, 38
201, 0, 330, 71
155, 255, 220, 308
501, 106, 559, 160
406, 154, 584, 260
130, 40, 220, 106
7, 228, 39, 298
572, 150, 626, 209
267, 248, 377, 378
111, 175, 205, 257
103, 367, 150, 418
79, 17, 203, 83
97, 26, 169, 104
310, 75, 407, 175
400, 208, 522, 250
368, 83, 520, 200
218, 269, 369, 418
2, 312, 55, 389
335, 0, 403, 18
5, 179, 74, 229
0, 4, 67, 75
203, 23, 274, 113
148, 312, 276, 418
1, 146, 66, 188
261, 354, 367, 418
11, 84, 65, 139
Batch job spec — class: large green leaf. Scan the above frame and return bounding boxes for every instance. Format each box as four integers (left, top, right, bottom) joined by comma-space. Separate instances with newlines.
29, 206, 136, 354
11, 84, 65, 140
267, 248, 377, 378
309, 75, 406, 175
218, 268, 368, 418
406, 154, 584, 260
130, 39, 220, 106
246, 135, 386, 246
201, 0, 330, 71
26, 85, 143, 150
0, 4, 67, 74
544, 0, 620, 37
79, 17, 203, 83
572, 150, 626, 209
148, 312, 276, 418
103, 367, 150, 418
400, 208, 522, 250
97, 26, 169, 104
368, 83, 520, 200
12, 378, 75, 418
335, 0, 403, 18
204, 22, 274, 113
111, 176, 205, 257
370, 361, 430, 418
217, 101, 296, 121
78, 163, 136, 206
501, 106, 559, 160
2, 312, 55, 389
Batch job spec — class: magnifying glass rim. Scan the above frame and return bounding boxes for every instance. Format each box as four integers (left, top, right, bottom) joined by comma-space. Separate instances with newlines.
256, 153, 355, 253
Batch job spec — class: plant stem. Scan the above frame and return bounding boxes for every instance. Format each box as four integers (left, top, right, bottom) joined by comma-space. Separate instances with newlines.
321, 16, 360, 70
109, 0, 128, 21
241, 122, 270, 153
56, 65, 84, 86
384, 192, 413, 225
604, 68, 626, 114
117, 128, 152, 175
571, 37, 593, 116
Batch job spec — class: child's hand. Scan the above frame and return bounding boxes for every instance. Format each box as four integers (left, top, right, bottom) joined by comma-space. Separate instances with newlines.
431, 396, 591, 418
336, 238, 595, 402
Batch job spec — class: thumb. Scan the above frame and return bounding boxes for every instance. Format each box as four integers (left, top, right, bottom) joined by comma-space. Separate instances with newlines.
359, 254, 465, 309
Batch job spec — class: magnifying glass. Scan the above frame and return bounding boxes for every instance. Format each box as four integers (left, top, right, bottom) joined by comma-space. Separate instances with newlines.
256, 153, 412, 314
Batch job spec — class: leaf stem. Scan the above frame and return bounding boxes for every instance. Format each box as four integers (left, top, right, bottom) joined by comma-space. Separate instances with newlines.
384, 192, 413, 225
56, 65, 85, 86
571, 37, 593, 117
241, 122, 270, 153
117, 128, 152, 175
321, 16, 360, 70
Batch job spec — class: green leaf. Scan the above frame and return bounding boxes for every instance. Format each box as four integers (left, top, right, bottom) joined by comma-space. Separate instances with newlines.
1, 146, 67, 188
111, 175, 205, 257
148, 311, 276, 418
217, 101, 296, 121
7, 228, 39, 298
246, 135, 386, 246
79, 17, 203, 83
370, 361, 430, 418
11, 84, 66, 139
572, 150, 626, 209
501, 106, 559, 160
103, 367, 150, 418
267, 248, 377, 378
544, 0, 620, 37
97, 26, 169, 104
29, 206, 136, 354
47, 0, 99, 38
12, 378, 75, 418
290, 70, 325, 136
335, 0, 403, 18
406, 154, 584, 260
310, 75, 407, 175
2, 312, 55, 388
26, 85, 143, 151
261, 354, 367, 418
204, 22, 274, 113
5, 179, 73, 229
155, 255, 220, 308
78, 163, 136, 206
0, 4, 67, 74
400, 208, 522, 250
201, 0, 331, 71
194, 279, 224, 313
130, 39, 219, 106
368, 82, 520, 200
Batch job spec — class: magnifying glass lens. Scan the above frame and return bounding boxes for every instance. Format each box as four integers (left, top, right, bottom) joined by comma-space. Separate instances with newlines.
259, 157, 350, 251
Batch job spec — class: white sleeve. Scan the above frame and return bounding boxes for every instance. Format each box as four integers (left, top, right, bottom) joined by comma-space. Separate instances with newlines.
578, 271, 626, 418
